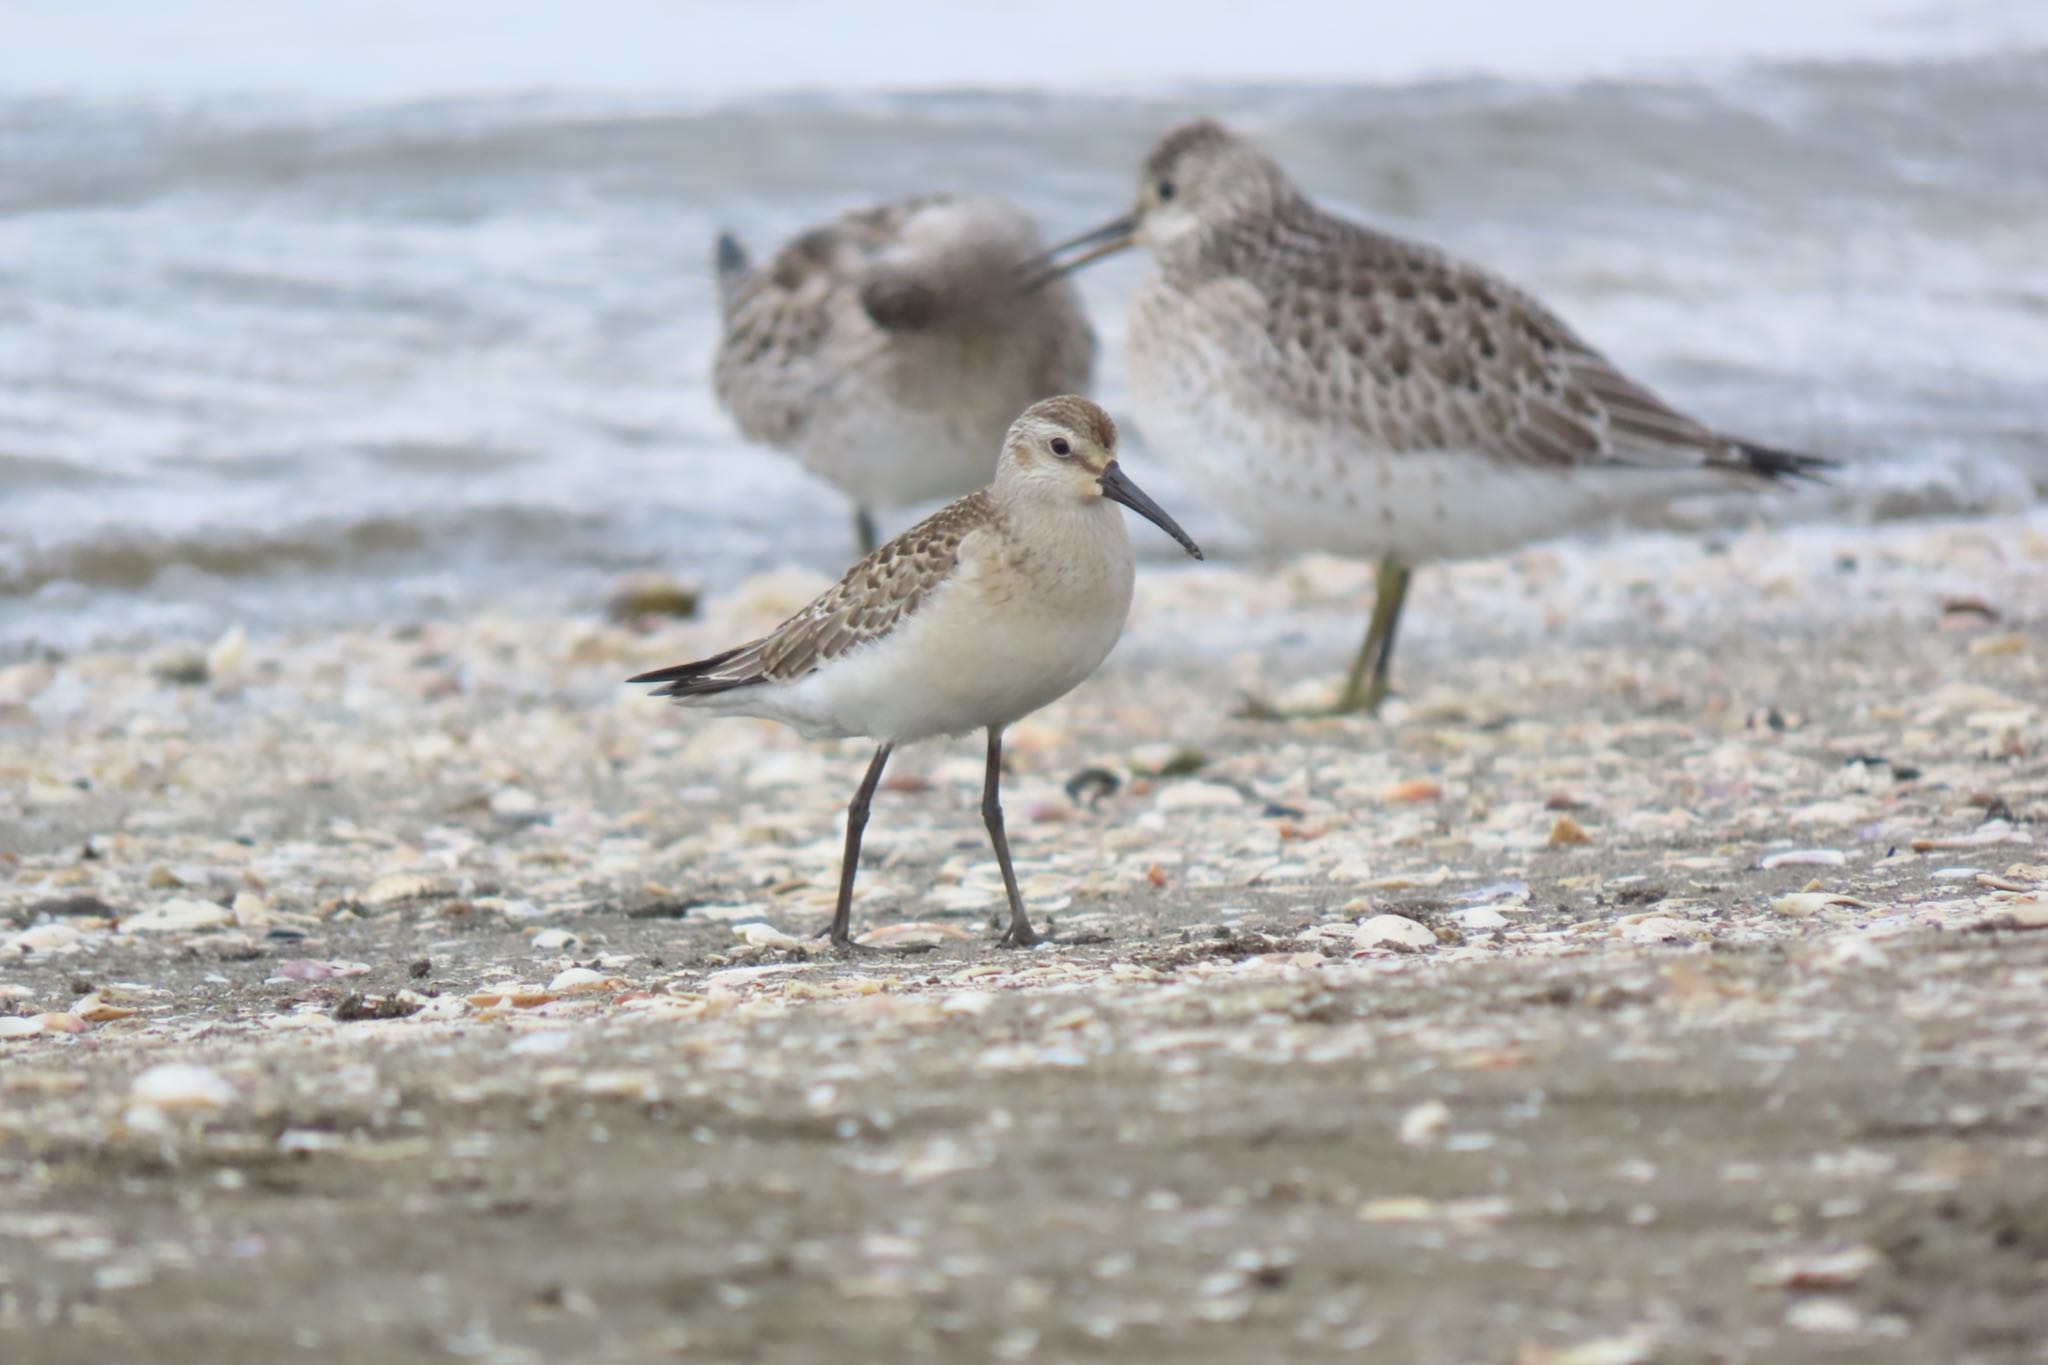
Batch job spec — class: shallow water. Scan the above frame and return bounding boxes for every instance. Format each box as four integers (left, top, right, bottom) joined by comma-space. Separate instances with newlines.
1, 2, 2045, 657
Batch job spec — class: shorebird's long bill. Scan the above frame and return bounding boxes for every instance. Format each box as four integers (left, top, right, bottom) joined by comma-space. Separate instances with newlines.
1029, 212, 1139, 285
1099, 461, 1203, 560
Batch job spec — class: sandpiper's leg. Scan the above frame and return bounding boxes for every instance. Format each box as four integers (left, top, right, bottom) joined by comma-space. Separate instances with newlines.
853, 506, 880, 557
829, 743, 894, 950
981, 728, 1039, 948
1337, 558, 1412, 714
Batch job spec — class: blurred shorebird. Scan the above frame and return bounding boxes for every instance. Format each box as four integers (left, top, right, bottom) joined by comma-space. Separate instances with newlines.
630, 396, 1201, 950
1040, 119, 1829, 714
713, 195, 1097, 555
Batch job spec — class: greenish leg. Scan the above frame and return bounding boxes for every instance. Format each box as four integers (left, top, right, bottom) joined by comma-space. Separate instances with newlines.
853, 506, 880, 557
1336, 558, 1412, 715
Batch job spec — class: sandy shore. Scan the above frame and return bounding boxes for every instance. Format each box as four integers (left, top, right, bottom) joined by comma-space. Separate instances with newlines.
3, 512, 2046, 1363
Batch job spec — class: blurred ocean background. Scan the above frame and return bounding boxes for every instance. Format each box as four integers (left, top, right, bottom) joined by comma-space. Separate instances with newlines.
2, 0, 2045, 658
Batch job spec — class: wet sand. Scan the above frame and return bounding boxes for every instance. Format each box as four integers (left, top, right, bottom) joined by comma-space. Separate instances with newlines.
4, 512, 2046, 1363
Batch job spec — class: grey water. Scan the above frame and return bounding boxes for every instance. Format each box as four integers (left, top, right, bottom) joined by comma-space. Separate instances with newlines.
2, 4, 2045, 659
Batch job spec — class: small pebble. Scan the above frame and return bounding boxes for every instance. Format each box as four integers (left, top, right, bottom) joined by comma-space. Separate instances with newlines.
604, 571, 700, 622
1155, 781, 1243, 811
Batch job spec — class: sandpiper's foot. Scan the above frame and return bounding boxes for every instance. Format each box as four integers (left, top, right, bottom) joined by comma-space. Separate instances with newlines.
996, 921, 1042, 949
1233, 686, 1391, 721
1333, 674, 1393, 717
822, 926, 943, 957
817, 920, 876, 956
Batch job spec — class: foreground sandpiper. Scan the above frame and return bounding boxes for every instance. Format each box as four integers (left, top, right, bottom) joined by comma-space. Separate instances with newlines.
631, 396, 1202, 949
1041, 119, 1830, 714
714, 195, 1097, 555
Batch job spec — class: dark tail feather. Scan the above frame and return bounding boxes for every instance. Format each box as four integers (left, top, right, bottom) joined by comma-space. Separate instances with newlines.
628, 644, 760, 699
714, 231, 750, 317
1734, 440, 1835, 484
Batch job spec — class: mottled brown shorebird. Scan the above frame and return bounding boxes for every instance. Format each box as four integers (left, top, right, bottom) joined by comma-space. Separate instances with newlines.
714, 195, 1097, 554
630, 396, 1201, 950
1041, 119, 1829, 714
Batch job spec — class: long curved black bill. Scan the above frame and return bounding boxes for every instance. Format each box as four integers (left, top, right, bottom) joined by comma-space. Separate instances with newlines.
1099, 460, 1202, 560
1023, 211, 1139, 289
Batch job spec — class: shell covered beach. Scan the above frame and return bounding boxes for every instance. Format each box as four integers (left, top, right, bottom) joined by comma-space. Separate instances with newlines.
5, 510, 2046, 1363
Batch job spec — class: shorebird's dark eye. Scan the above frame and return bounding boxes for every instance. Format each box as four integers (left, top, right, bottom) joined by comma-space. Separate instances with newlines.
1049, 438, 1072, 457
1156, 179, 1176, 201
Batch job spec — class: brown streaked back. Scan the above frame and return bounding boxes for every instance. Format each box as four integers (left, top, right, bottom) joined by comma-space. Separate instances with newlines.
628, 491, 998, 697
1172, 196, 1821, 477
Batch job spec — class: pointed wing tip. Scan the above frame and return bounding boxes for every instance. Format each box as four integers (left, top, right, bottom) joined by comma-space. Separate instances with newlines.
627, 643, 765, 698
1739, 442, 1838, 484
714, 232, 749, 278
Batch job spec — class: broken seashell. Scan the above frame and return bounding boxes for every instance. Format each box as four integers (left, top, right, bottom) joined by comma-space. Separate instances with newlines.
122, 899, 232, 933
735, 922, 806, 950
546, 967, 620, 994
129, 1063, 237, 1111
1398, 1099, 1451, 1147
1354, 914, 1435, 951
1547, 815, 1591, 847
1771, 893, 1870, 918
362, 873, 446, 906
1382, 778, 1443, 804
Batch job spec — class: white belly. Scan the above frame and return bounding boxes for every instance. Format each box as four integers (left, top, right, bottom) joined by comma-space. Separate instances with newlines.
1126, 292, 1735, 564
1132, 395, 1653, 562
703, 562, 1134, 745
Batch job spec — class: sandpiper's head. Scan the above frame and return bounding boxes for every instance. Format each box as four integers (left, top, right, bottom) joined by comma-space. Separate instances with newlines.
1035, 119, 1293, 279
1003, 395, 1119, 483
997, 397, 1203, 559
860, 197, 1060, 329
1131, 120, 1292, 247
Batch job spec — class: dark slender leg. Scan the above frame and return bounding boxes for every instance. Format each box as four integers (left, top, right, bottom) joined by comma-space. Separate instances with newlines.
982, 728, 1039, 948
853, 506, 879, 557
1337, 558, 1412, 715
829, 743, 893, 949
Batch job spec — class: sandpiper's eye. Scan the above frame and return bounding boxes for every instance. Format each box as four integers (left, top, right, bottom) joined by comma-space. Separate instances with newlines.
1049, 437, 1072, 458
1156, 179, 1176, 202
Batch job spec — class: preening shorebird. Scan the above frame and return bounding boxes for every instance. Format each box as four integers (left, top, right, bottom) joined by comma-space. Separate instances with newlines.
714, 195, 1096, 554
